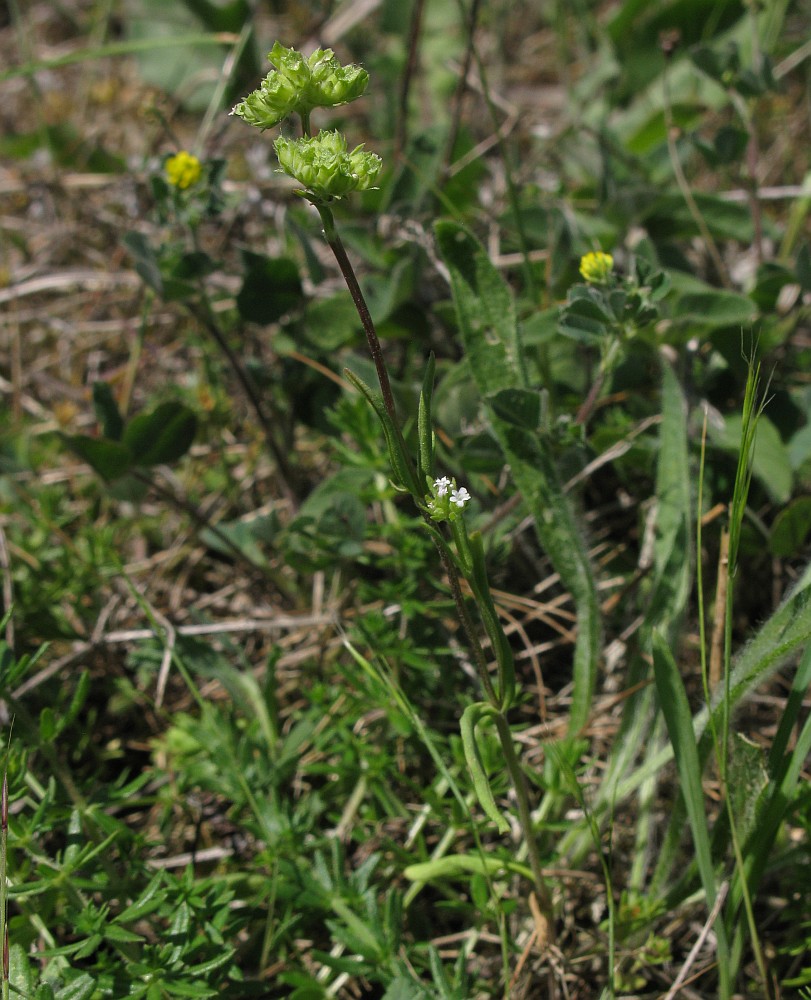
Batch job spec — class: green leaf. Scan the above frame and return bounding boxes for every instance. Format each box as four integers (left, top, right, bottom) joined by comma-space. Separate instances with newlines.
299, 294, 361, 350
645, 361, 692, 636
123, 230, 163, 295
172, 250, 215, 281
39, 708, 57, 745
436, 221, 601, 733
489, 388, 541, 430
55, 974, 97, 1000
9, 943, 36, 995
92, 382, 124, 441
770, 497, 811, 557
651, 634, 723, 917
417, 352, 436, 481
237, 252, 304, 325
796, 243, 811, 292
674, 290, 758, 329
459, 703, 509, 833
434, 221, 526, 393
644, 192, 763, 243
180, 0, 250, 33
343, 368, 418, 494
116, 873, 168, 922
63, 434, 133, 481
122, 401, 197, 467
727, 645, 811, 921
488, 417, 601, 733
104, 923, 145, 944
403, 853, 532, 882
381, 975, 430, 1000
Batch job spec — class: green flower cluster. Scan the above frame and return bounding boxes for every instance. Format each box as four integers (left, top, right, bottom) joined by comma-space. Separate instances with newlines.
231, 41, 369, 130
274, 131, 382, 200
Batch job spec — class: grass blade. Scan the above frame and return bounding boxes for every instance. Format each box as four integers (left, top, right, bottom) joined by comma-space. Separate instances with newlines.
651, 632, 730, 992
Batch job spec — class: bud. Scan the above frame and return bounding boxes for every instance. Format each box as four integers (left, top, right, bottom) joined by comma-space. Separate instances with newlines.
165, 151, 202, 189
579, 251, 614, 284
274, 130, 382, 200
231, 41, 370, 130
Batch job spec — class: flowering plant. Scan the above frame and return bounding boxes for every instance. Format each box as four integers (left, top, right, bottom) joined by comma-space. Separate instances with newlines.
231, 42, 553, 943
426, 476, 471, 523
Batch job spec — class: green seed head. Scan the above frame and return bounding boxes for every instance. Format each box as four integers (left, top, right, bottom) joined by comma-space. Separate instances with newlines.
274, 131, 382, 200
231, 41, 370, 130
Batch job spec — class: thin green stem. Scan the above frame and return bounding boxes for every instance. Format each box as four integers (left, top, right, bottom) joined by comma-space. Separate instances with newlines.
430, 531, 499, 706
493, 713, 554, 939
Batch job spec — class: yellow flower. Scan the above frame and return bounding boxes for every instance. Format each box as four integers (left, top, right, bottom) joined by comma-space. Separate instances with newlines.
165, 151, 202, 190
579, 251, 614, 284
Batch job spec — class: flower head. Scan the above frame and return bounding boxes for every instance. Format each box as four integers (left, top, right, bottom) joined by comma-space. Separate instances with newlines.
165, 151, 202, 190
274, 130, 382, 200
231, 41, 370, 130
579, 251, 614, 284
426, 476, 471, 522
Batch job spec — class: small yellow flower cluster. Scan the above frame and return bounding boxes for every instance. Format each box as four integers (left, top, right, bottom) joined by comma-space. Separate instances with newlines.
579, 251, 614, 284
165, 151, 202, 190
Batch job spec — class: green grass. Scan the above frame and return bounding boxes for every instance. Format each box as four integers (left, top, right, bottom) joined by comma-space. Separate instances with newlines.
1, 0, 811, 996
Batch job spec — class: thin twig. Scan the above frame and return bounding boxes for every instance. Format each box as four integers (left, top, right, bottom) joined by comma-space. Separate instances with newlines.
662, 883, 729, 1000
441, 0, 482, 180
394, 0, 426, 158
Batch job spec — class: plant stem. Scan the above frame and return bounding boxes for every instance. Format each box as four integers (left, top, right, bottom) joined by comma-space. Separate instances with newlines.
431, 533, 499, 706
314, 203, 399, 425
395, 0, 426, 158
493, 712, 554, 943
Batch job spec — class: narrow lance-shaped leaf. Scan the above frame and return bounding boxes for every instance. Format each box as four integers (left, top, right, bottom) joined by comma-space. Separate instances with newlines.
92, 382, 124, 441
460, 702, 510, 834
417, 352, 436, 482
651, 631, 730, 972
434, 221, 527, 393
344, 368, 420, 495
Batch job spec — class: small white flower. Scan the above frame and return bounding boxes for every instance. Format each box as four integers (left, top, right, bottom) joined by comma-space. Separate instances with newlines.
433, 476, 451, 497
450, 487, 471, 508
